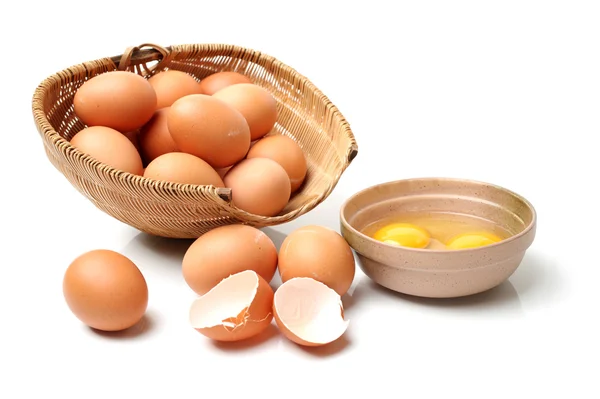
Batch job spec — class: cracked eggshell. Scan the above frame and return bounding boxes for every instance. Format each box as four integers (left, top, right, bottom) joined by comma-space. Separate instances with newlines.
189, 270, 274, 342
273, 277, 349, 347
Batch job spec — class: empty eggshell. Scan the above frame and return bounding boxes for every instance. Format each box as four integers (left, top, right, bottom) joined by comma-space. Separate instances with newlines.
148, 69, 203, 109
273, 277, 349, 347
213, 83, 278, 140
199, 71, 252, 95
189, 270, 274, 342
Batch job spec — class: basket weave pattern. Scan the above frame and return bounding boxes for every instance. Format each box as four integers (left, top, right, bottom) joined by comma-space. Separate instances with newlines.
32, 43, 358, 238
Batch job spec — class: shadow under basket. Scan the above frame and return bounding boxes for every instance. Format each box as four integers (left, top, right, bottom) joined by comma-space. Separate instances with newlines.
32, 43, 358, 239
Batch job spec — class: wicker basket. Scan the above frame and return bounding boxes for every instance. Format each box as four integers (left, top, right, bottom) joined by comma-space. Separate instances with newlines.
32, 43, 358, 239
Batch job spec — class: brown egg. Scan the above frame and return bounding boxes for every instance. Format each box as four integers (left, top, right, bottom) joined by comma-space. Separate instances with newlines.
148, 70, 203, 109
213, 83, 278, 140
246, 135, 307, 193
73, 71, 157, 132
216, 166, 232, 180
182, 224, 278, 295
224, 158, 291, 216
123, 129, 142, 154
70, 126, 144, 175
144, 152, 224, 187
63, 249, 148, 332
278, 225, 356, 296
199, 71, 252, 95
138, 108, 178, 164
167, 94, 251, 168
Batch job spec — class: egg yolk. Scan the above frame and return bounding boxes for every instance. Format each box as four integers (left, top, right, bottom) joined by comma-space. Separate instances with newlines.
373, 223, 431, 248
446, 232, 502, 250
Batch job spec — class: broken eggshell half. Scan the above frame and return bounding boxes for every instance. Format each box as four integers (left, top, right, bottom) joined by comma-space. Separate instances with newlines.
189, 270, 274, 342
273, 277, 349, 347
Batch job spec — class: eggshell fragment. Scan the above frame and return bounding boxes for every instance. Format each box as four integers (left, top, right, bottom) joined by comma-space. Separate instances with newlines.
189, 270, 274, 342
273, 277, 349, 347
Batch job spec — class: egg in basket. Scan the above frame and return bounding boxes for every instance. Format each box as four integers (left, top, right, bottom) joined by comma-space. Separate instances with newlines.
32, 43, 358, 238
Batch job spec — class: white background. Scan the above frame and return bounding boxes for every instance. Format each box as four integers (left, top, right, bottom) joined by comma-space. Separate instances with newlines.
2, 1, 598, 398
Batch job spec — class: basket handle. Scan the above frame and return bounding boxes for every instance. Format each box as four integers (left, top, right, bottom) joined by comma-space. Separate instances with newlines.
114, 43, 173, 75
347, 144, 358, 164
217, 187, 232, 202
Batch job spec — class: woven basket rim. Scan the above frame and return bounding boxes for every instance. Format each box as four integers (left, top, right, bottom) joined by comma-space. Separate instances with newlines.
31, 43, 358, 224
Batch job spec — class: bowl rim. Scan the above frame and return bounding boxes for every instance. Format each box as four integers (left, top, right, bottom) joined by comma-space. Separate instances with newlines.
339, 176, 537, 254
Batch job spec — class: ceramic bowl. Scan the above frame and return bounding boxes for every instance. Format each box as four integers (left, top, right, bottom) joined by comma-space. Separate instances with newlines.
339, 177, 537, 298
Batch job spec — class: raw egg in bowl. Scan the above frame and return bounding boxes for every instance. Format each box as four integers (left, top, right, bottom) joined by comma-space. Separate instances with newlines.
339, 177, 537, 298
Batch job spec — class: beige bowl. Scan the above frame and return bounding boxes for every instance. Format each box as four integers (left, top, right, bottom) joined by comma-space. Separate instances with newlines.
339, 177, 537, 298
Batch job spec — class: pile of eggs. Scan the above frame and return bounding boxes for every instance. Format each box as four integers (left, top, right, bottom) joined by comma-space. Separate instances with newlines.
70, 69, 308, 216
61, 67, 355, 348
63, 224, 355, 346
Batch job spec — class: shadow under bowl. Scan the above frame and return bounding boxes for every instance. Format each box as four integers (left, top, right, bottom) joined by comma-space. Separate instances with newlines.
339, 177, 537, 298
